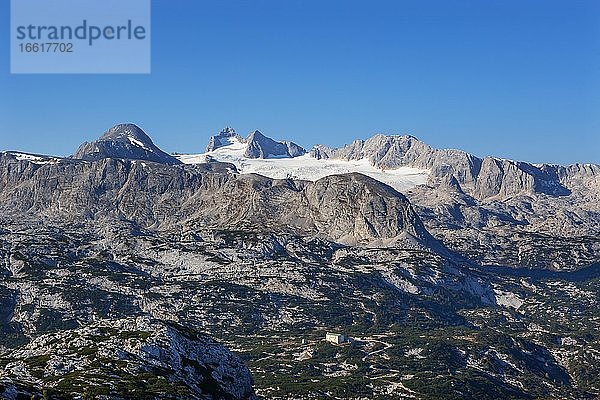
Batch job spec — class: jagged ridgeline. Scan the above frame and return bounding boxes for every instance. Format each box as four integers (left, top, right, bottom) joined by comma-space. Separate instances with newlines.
0, 123, 599, 399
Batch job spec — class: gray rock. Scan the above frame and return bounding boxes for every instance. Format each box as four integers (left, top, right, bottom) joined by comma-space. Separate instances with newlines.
0, 153, 438, 249
283, 140, 307, 157
244, 130, 305, 159
72, 124, 181, 165
309, 133, 599, 269
0, 317, 256, 399
310, 134, 579, 201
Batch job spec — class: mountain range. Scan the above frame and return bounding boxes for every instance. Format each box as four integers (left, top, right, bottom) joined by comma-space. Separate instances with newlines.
0, 123, 599, 399
16, 123, 596, 270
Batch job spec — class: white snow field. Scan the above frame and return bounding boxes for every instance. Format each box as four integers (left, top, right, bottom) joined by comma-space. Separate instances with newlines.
7, 152, 59, 165
176, 137, 429, 193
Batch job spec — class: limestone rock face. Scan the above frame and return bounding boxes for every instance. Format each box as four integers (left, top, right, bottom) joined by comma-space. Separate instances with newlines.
473, 158, 571, 200
72, 124, 181, 165
311, 135, 481, 188
0, 153, 435, 249
302, 173, 433, 246
244, 130, 305, 159
307, 133, 599, 270
310, 134, 578, 200
283, 140, 307, 157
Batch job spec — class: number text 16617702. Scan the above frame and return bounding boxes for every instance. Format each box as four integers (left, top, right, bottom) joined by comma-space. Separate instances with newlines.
19, 42, 73, 53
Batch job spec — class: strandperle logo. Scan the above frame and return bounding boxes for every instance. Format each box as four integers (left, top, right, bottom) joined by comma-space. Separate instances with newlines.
15, 20, 147, 47
11, 0, 151, 74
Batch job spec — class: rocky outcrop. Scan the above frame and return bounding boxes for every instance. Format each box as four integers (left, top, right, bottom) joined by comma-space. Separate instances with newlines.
0, 317, 256, 399
283, 140, 306, 157
407, 160, 600, 270
302, 173, 434, 246
72, 124, 181, 165
473, 158, 571, 199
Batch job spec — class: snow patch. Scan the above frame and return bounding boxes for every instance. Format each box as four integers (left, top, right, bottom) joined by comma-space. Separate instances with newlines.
405, 348, 425, 359
10, 152, 57, 165
128, 136, 152, 151
176, 141, 429, 192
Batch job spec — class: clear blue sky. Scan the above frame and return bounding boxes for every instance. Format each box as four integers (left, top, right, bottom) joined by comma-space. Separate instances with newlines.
1, 0, 599, 164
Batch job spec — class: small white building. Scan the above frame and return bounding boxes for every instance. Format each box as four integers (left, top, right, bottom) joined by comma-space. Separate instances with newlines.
325, 332, 346, 344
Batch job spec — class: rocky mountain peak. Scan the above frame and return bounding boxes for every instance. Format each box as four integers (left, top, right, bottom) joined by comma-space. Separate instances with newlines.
206, 127, 246, 152
246, 129, 267, 142
244, 130, 306, 159
99, 123, 152, 143
220, 126, 237, 136
72, 123, 181, 165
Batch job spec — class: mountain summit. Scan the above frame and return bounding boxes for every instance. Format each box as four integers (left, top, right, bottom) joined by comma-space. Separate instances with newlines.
244, 130, 306, 159
204, 128, 305, 159
206, 127, 245, 152
72, 124, 181, 165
